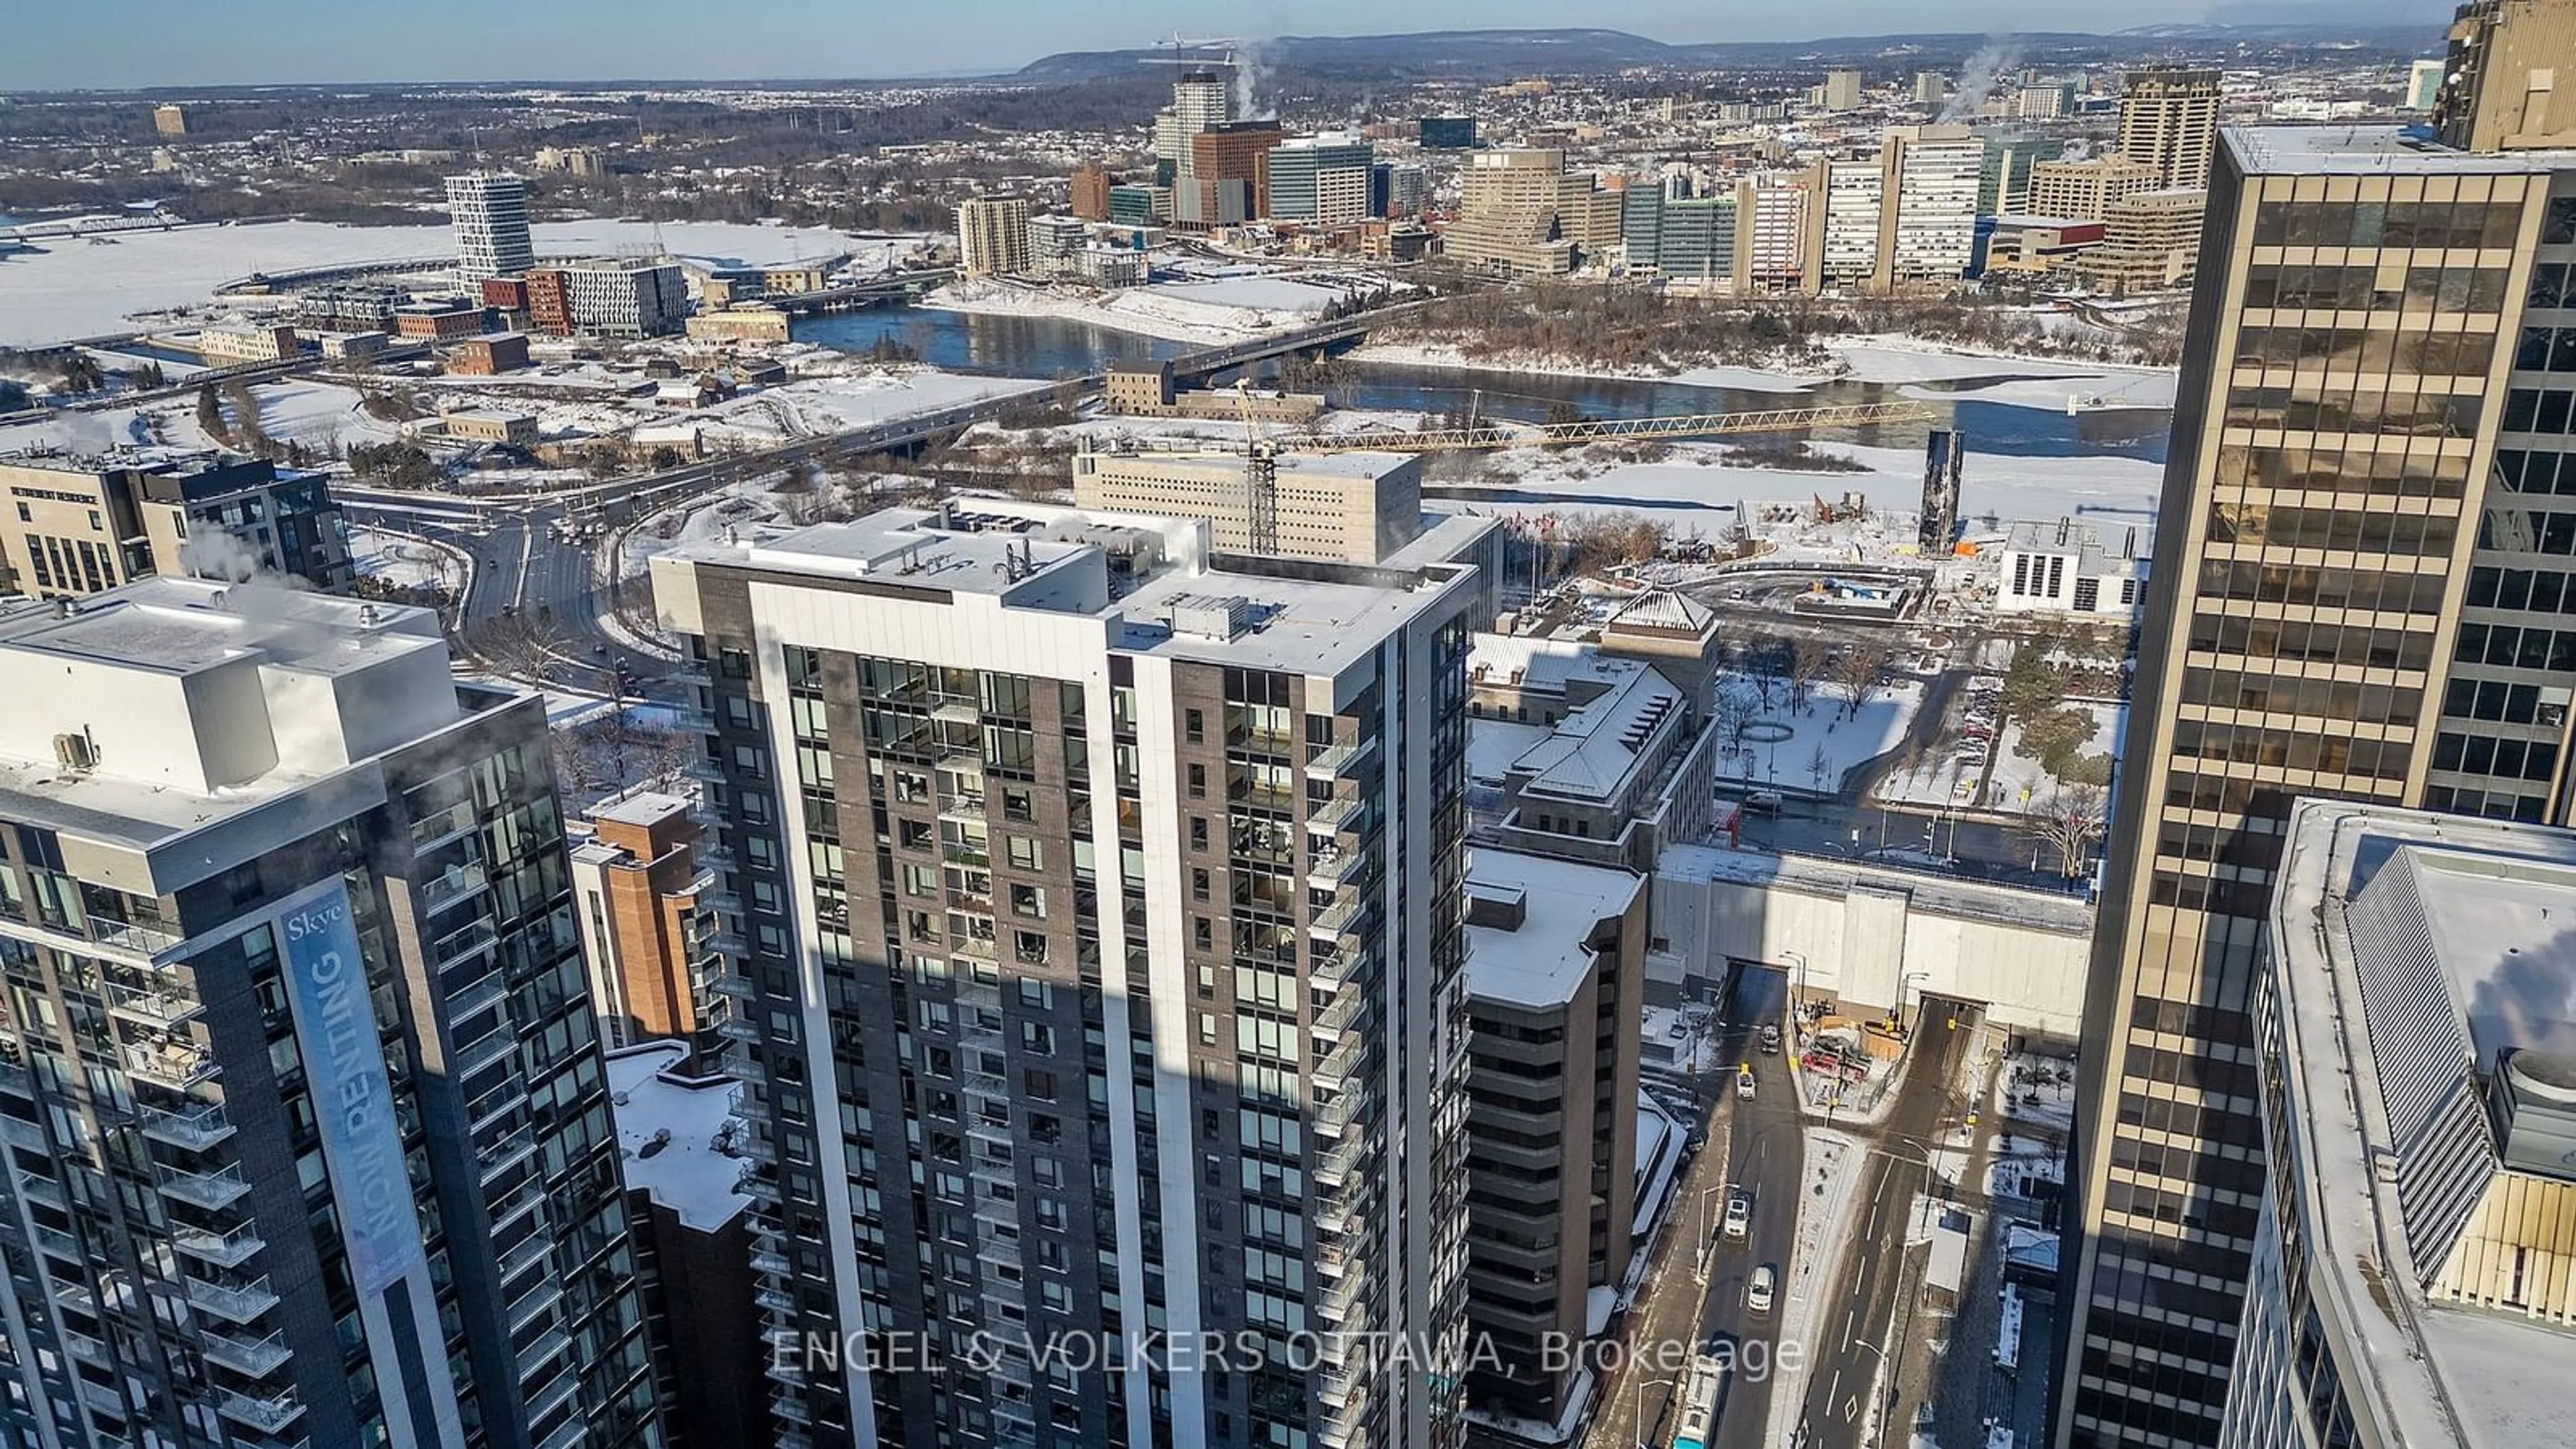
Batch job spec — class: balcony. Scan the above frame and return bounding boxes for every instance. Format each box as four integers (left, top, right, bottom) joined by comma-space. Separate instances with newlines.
1307, 898, 1366, 941
498, 1232, 549, 1282
174, 1222, 266, 1269
1316, 1033, 1362, 1086
1314, 1136, 1362, 1189
1316, 1091, 1360, 1138
185, 1273, 280, 1324
704, 971, 756, 1001
420, 861, 490, 916
718, 1016, 761, 1044
938, 790, 987, 822
141, 1103, 235, 1153
106, 980, 201, 1030
15, 1170, 65, 1210
506, 1278, 564, 1335
1307, 794, 1360, 835
0, 1059, 30, 1097
0, 1114, 46, 1151
482, 1124, 539, 1178
750, 1248, 792, 1277
443, 971, 506, 1021
216, 1389, 305, 1436
58, 1328, 105, 1362
729, 1085, 770, 1124
451, 1028, 515, 1079
156, 1163, 250, 1211
1312, 992, 1360, 1040
1307, 845, 1366, 889
681, 756, 724, 784
88, 915, 183, 959
29, 1222, 79, 1261
755, 1285, 797, 1316
1305, 736, 1377, 780
409, 800, 478, 850
123, 1040, 218, 1091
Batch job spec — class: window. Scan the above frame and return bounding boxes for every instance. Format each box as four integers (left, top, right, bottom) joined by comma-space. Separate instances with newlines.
1185, 708, 1205, 743
1006, 837, 1042, 870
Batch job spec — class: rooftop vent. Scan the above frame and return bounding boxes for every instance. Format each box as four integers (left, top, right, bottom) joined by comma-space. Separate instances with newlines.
1163, 593, 1260, 643
2496, 1049, 2576, 1183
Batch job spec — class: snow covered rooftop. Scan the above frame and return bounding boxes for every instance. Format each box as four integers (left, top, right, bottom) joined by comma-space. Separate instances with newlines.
665, 499, 1481, 683
606, 1040, 754, 1234
1505, 658, 1685, 803
1605, 588, 1714, 636
1462, 848, 1642, 1008
2265, 801, 2576, 1449
2227, 123, 2576, 176
588, 787, 694, 829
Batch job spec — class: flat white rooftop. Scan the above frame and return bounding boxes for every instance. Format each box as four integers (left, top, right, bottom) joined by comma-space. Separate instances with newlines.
1464, 847, 1642, 1008
2227, 123, 2576, 176
2269, 802, 2576, 1449
606, 1040, 753, 1234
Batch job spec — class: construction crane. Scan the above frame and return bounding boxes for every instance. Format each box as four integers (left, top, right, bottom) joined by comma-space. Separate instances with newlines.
1234, 380, 1281, 557
1139, 34, 1243, 72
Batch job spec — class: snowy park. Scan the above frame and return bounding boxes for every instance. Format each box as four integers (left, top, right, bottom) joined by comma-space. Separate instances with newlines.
1711, 669, 1925, 796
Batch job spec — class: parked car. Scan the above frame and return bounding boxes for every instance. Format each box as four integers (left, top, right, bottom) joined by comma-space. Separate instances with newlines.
1748, 1264, 1777, 1313
1759, 1024, 1782, 1055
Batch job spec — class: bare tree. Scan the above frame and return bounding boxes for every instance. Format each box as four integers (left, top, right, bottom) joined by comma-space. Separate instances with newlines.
1711, 678, 1760, 759
460, 612, 573, 686
2032, 785, 2110, 877
1827, 645, 1895, 720
1786, 637, 1831, 716
1745, 637, 1786, 711
1807, 741, 1834, 792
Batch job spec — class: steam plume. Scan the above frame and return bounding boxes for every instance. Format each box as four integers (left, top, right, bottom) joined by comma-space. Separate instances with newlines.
1941, 38, 2022, 123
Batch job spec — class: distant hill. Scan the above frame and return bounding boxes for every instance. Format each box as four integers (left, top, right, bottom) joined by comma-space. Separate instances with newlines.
1008, 23, 2440, 84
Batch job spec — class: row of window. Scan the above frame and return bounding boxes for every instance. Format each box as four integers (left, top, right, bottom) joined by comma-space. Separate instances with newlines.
2216, 441, 2473, 496
2240, 261, 2512, 315
2169, 721, 2412, 780
2491, 446, 2576, 496
2454, 619, 2576, 670
2467, 563, 2576, 612
2188, 612, 2438, 671
2430, 731, 2561, 784
2233, 325, 2496, 378
2176, 667, 2421, 724
2222, 385, 2481, 440
2205, 501, 2459, 555
2478, 506, 2576, 555
2440, 674, 2573, 727
2249, 196, 2528, 252
2192, 559, 2450, 614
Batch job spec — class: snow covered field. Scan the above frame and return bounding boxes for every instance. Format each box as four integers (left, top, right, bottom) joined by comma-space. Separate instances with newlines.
350, 527, 460, 592
1715, 676, 1925, 795
689, 370, 1054, 447
0, 218, 926, 346
1424, 438, 2163, 550
922, 272, 1370, 345
1345, 339, 1825, 393
1988, 700, 2123, 811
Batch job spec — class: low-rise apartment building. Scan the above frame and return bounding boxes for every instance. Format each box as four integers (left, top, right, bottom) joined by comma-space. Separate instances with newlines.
0, 451, 350, 597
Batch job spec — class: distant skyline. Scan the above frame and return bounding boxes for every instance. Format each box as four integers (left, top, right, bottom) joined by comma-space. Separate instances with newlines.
0, 1, 2422, 91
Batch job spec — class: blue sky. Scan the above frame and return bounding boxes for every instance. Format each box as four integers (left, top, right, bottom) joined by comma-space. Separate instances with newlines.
0, 1, 2251, 89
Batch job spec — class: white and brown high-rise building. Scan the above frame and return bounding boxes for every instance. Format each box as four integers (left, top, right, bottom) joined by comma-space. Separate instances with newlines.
652, 498, 1484, 1449
2116, 67, 2222, 190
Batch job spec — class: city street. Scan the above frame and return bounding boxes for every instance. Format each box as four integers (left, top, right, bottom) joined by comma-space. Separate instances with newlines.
1588, 967, 1803, 1449
1787, 1004, 1980, 1449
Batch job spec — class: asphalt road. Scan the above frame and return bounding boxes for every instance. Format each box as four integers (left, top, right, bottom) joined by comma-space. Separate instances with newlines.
1788, 1005, 1980, 1449
1592, 966, 1802, 1449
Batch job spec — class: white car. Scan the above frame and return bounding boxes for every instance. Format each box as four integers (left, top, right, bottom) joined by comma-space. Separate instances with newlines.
1747, 1263, 1777, 1312
1735, 1066, 1758, 1101
1723, 1191, 1751, 1240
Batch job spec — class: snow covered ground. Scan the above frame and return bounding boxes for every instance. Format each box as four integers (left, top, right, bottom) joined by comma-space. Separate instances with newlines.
1345, 339, 1826, 393
922, 272, 1369, 345
0, 218, 928, 346
1988, 700, 2123, 812
350, 527, 460, 592
688, 370, 1054, 447
1995, 1051, 2078, 1138
1715, 676, 1925, 795
1423, 438, 2164, 547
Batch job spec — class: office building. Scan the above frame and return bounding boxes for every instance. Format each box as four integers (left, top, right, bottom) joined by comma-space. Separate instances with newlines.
152, 103, 187, 137
569, 786, 720, 1060
1071, 162, 1113, 221
1822, 68, 1864, 112
1072, 447, 1424, 563
1876, 123, 1985, 288
955, 195, 1033, 278
1809, 156, 1884, 292
1915, 72, 1951, 106
2434, 0, 2576, 149
2015, 83, 2070, 120
2118, 67, 2222, 189
1628, 193, 1737, 288
2026, 156, 2162, 222
0, 452, 350, 597
1108, 184, 1170, 227
445, 172, 536, 287
1981, 134, 2070, 215
1446, 149, 1601, 276
1190, 121, 1283, 225
448, 332, 532, 376
1156, 67, 1235, 222
1421, 115, 1479, 150
1379, 162, 1430, 220
1736, 174, 1815, 294
2408, 56, 2449, 111
1101, 364, 1322, 425
1464, 598, 1722, 872
0, 578, 659, 1449
1026, 213, 1088, 277
649, 498, 1485, 1449
1457, 851, 1644, 1432
1269, 135, 1376, 225
523, 259, 687, 339
1991, 520, 2147, 619
196, 323, 300, 366
2224, 800, 2576, 1448
2055, 114, 2576, 1448
535, 145, 608, 178
299, 282, 404, 334
2077, 187, 2209, 292
606, 1040, 765, 1449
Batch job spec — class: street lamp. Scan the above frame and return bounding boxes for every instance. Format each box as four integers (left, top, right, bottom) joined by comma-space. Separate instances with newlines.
1898, 970, 1931, 1036
1695, 1183, 1729, 1284
1632, 1373, 1676, 1449
1781, 949, 1809, 1030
